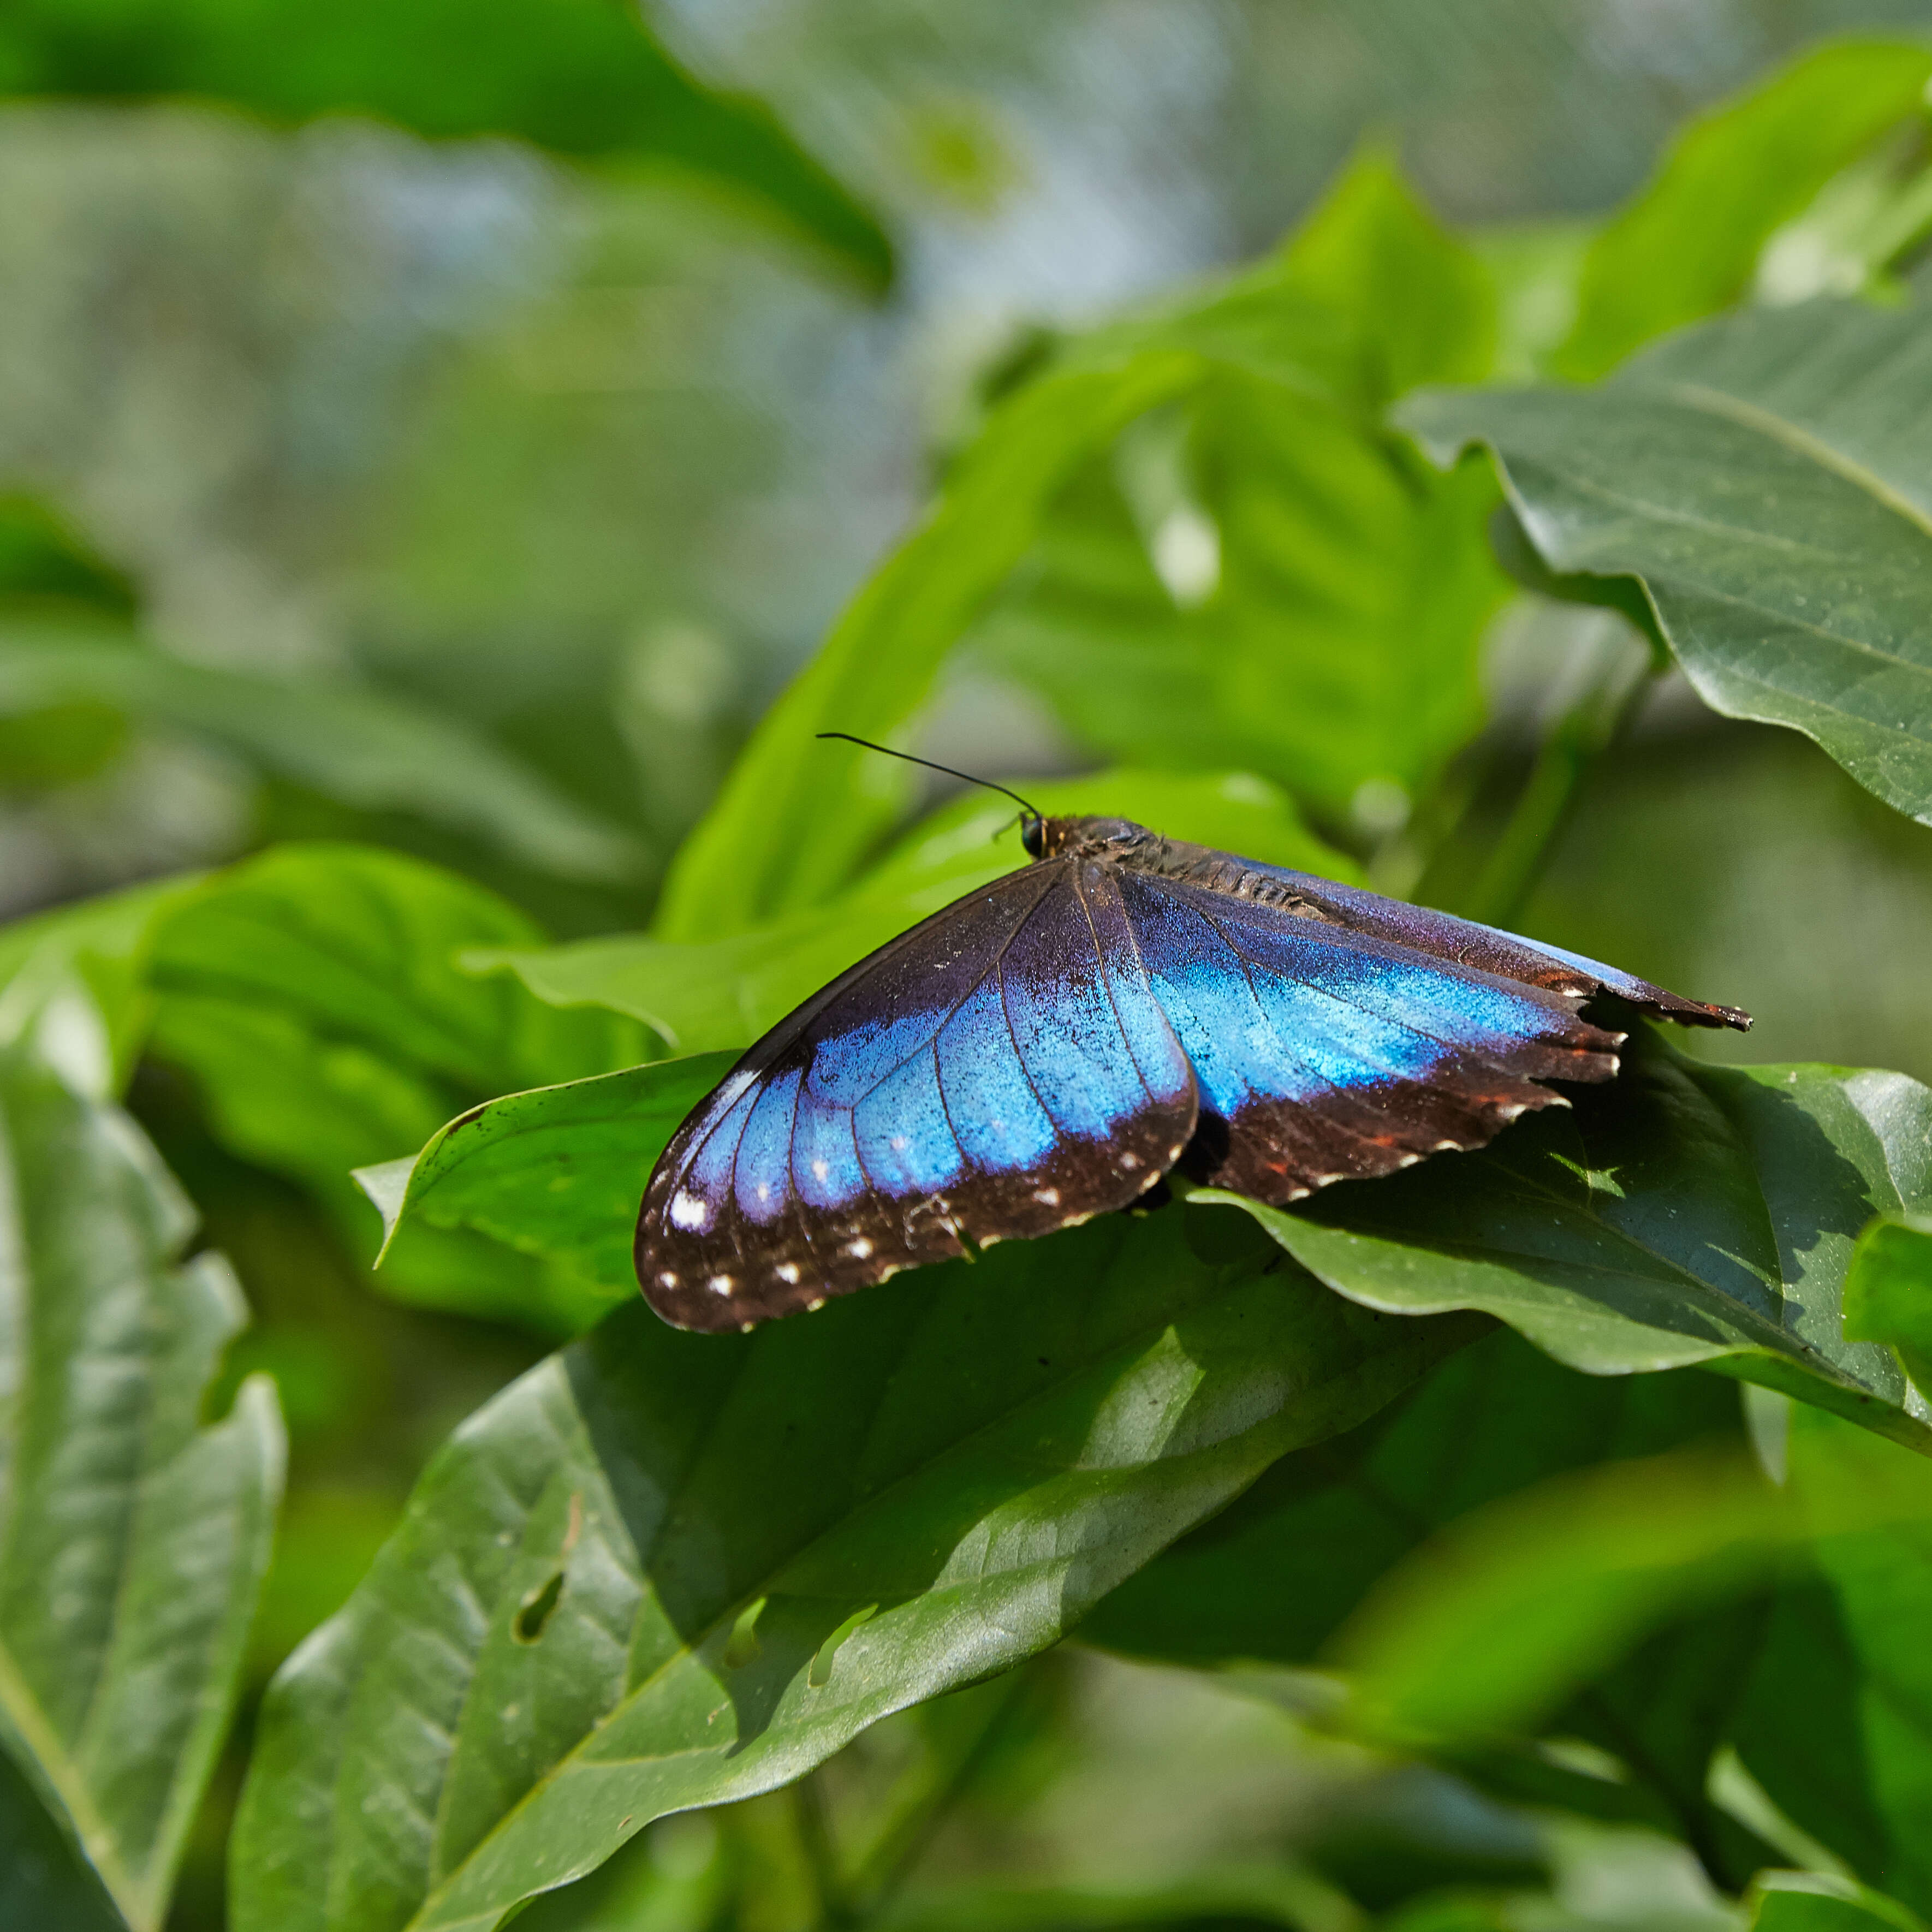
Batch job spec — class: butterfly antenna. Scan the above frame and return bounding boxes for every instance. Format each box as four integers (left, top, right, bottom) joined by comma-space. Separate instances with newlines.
817, 732, 1042, 830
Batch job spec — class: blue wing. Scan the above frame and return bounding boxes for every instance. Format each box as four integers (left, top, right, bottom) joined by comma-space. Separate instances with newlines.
1118, 869, 1628, 1202
637, 859, 1197, 1329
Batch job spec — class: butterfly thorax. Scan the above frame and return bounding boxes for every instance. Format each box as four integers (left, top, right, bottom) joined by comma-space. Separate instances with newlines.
1033, 816, 1335, 919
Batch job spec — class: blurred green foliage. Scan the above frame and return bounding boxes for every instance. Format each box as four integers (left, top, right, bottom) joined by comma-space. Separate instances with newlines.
7, 14, 1932, 1932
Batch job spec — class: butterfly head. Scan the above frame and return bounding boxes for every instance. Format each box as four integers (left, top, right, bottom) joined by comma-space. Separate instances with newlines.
1027, 816, 1156, 863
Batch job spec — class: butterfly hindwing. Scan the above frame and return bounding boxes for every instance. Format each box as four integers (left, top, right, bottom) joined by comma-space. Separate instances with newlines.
637, 859, 1197, 1330
1117, 870, 1625, 1202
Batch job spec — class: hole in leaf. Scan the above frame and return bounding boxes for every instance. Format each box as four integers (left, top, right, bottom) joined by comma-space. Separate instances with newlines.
809, 1603, 877, 1689
723, 1596, 767, 1670
514, 1570, 566, 1644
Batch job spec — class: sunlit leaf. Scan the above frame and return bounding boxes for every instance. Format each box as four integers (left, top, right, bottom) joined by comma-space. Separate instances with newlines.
1204, 1027, 1932, 1453
1555, 39, 1932, 379
229, 1210, 1478, 1932
1406, 300, 1932, 830
0, 992, 283, 1931
1843, 1211, 1932, 1392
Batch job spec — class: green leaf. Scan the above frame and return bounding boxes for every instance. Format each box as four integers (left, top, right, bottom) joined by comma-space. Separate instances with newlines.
0, 992, 284, 1930
1555, 39, 1932, 380
0, 872, 207, 1091
969, 153, 1506, 821
1405, 298, 1932, 830
1085, 1331, 1768, 1865
1323, 1444, 1786, 1746
1198, 1026, 1932, 1454
229, 1209, 1481, 1932
1843, 1212, 1932, 1391
0, 0, 893, 290
482, 769, 1350, 1051
1732, 1405, 1932, 1916
356, 1051, 738, 1297
653, 354, 1211, 938
0, 629, 640, 882
142, 844, 647, 1330
1279, 146, 1495, 399
1749, 1871, 1929, 1932
1084, 1328, 1741, 1671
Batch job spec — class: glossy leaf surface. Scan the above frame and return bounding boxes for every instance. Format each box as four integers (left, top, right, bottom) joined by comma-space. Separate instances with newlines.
357, 1051, 738, 1297
1208, 1029, 1932, 1452
1406, 301, 1932, 828
0, 995, 283, 1930
229, 1209, 1478, 1932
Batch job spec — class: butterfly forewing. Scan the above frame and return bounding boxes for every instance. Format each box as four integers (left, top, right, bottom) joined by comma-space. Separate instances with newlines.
637, 859, 1197, 1330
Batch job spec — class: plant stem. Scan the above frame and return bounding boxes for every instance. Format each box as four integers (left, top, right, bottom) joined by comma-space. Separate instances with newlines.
1457, 628, 1658, 930
791, 1772, 854, 1930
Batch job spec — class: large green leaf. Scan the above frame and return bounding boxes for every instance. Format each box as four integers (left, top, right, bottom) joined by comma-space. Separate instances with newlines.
0, 992, 283, 1930
0, 0, 891, 288
485, 769, 1349, 1053
145, 844, 648, 1330
1202, 1027, 1932, 1453
0, 629, 640, 882
1085, 1332, 1767, 1867
1555, 39, 1932, 381
355, 1051, 738, 1299
967, 153, 1507, 822
229, 1209, 1481, 1932
1732, 1405, 1932, 1916
1405, 299, 1932, 830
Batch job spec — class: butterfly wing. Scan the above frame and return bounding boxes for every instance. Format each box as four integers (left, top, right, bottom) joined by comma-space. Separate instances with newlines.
1153, 841, 1749, 1029
1118, 867, 1630, 1202
637, 859, 1197, 1330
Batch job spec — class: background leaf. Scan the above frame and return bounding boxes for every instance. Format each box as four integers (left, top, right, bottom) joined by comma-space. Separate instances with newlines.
1204, 1027, 1932, 1453
0, 992, 283, 1930
1554, 39, 1932, 380
0, 629, 641, 883
0, 0, 894, 288
1731, 1405, 1932, 1916
230, 1209, 1480, 1932
1405, 299, 1932, 829
1843, 1212, 1932, 1390
966, 152, 1508, 828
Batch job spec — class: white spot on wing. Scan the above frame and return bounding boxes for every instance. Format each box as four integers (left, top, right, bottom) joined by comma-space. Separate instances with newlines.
669, 1190, 711, 1232
847, 1237, 873, 1259
776, 1262, 800, 1284
811, 1158, 830, 1182
1120, 1152, 1139, 1170
1033, 1187, 1061, 1207
708, 1274, 734, 1297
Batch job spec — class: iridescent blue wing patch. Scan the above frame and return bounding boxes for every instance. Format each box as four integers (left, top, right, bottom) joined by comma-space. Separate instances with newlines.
1117, 870, 1627, 1202
637, 860, 1196, 1331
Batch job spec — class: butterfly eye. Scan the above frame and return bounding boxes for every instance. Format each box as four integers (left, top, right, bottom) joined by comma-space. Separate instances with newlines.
1021, 816, 1045, 859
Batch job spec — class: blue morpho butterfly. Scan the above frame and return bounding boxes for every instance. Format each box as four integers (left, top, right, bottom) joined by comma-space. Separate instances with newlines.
638, 736, 1749, 1332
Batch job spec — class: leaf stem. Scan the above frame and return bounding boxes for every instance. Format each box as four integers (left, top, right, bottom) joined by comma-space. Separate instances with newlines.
1457, 622, 1658, 930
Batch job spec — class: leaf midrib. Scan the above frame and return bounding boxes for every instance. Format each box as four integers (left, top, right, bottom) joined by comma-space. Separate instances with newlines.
402, 1255, 1319, 1929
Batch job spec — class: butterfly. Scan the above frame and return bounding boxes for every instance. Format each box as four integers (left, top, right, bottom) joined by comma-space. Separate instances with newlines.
637, 787, 1748, 1333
